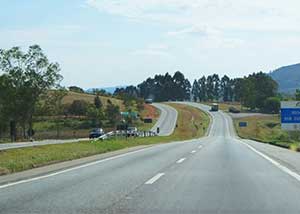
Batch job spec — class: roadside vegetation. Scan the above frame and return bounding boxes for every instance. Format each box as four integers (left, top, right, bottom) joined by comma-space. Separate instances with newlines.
0, 103, 210, 175
0, 45, 159, 143
234, 115, 300, 151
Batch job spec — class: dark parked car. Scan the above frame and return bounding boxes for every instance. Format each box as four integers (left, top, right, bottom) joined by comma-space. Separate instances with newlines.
89, 128, 105, 139
229, 106, 241, 113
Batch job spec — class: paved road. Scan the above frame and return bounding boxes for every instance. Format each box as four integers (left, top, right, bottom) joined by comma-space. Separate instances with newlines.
1, 102, 300, 213
0, 138, 89, 151
151, 103, 178, 136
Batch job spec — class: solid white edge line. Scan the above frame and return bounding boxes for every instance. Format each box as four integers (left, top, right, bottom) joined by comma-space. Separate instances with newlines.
243, 141, 300, 182
145, 173, 165, 185
0, 147, 152, 190
176, 158, 186, 164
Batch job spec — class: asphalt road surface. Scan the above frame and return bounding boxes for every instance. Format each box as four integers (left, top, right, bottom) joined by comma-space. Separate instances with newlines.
151, 103, 178, 136
1, 103, 300, 213
0, 138, 90, 151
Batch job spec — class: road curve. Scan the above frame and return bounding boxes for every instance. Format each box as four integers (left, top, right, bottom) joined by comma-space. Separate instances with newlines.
1, 102, 300, 213
150, 103, 178, 136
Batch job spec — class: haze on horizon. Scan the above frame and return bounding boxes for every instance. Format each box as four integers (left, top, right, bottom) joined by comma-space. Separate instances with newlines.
1, 0, 299, 89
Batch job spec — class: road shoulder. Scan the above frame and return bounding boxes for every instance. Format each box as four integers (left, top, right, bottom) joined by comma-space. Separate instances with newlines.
0, 145, 153, 186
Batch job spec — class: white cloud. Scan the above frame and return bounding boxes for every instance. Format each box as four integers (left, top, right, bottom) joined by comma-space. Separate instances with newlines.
86, 0, 300, 32
131, 43, 171, 57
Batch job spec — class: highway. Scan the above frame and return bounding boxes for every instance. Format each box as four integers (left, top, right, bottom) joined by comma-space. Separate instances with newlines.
1, 103, 300, 213
0, 103, 176, 151
151, 103, 178, 136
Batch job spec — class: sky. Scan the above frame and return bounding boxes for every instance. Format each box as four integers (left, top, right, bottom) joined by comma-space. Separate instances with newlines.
0, 0, 300, 89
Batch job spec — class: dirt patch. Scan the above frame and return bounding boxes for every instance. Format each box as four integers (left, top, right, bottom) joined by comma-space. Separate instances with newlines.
141, 104, 159, 119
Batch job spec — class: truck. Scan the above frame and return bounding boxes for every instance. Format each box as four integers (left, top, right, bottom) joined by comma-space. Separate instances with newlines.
210, 103, 219, 112
145, 98, 153, 104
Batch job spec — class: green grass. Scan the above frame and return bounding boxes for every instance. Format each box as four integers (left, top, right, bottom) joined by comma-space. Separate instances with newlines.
0, 103, 210, 175
234, 115, 300, 151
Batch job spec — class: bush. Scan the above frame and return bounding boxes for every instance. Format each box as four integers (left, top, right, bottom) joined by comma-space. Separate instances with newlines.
263, 97, 280, 114
68, 100, 88, 116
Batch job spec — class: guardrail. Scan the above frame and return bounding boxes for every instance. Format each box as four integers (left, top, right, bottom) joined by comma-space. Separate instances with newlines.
94, 130, 157, 141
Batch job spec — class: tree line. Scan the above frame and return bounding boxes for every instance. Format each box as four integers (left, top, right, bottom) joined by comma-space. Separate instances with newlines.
191, 72, 279, 112
114, 71, 191, 102
115, 71, 280, 113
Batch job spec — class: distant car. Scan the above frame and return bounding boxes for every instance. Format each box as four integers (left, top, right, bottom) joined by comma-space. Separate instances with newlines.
229, 106, 241, 113
89, 128, 105, 139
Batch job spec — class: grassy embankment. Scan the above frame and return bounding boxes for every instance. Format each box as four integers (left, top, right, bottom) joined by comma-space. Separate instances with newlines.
234, 115, 300, 151
0, 103, 210, 175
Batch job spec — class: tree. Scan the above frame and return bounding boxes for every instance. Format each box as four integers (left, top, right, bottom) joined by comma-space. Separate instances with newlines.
94, 95, 103, 109
198, 76, 207, 102
212, 74, 220, 101
0, 45, 62, 141
69, 86, 84, 93
220, 75, 231, 102
206, 75, 214, 101
44, 88, 68, 137
191, 80, 200, 102
87, 106, 104, 127
263, 97, 281, 114
68, 100, 88, 116
105, 100, 121, 126
295, 89, 300, 101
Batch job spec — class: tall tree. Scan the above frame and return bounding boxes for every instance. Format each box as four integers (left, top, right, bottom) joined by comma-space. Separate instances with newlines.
220, 75, 231, 102
212, 74, 220, 101
94, 95, 103, 109
198, 76, 207, 102
0, 45, 62, 141
191, 80, 200, 102
206, 75, 214, 101
295, 89, 300, 101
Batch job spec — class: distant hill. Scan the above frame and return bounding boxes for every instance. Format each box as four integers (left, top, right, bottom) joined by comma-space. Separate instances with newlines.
269, 63, 300, 93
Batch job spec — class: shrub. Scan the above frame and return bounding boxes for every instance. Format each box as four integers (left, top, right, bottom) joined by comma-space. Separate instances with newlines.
263, 97, 280, 114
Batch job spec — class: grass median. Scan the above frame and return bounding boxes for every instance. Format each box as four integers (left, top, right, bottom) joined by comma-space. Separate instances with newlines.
234, 115, 300, 151
0, 103, 210, 176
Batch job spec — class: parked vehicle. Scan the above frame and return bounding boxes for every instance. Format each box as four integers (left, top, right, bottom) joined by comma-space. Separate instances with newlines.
210, 103, 219, 112
229, 106, 241, 113
127, 127, 138, 137
89, 128, 105, 139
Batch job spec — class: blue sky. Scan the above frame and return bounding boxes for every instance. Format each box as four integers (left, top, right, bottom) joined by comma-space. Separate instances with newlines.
1, 0, 300, 88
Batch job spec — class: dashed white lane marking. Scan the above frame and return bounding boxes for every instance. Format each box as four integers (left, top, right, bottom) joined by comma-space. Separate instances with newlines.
243, 141, 300, 183
145, 173, 165, 185
0, 147, 153, 190
198, 145, 203, 149
191, 150, 197, 154
176, 158, 186, 164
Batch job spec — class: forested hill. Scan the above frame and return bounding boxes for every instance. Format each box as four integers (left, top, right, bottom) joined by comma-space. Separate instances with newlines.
269, 63, 300, 93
